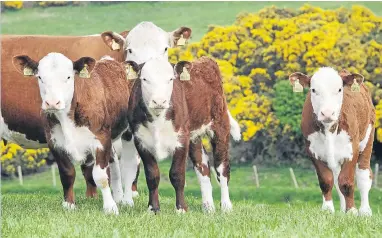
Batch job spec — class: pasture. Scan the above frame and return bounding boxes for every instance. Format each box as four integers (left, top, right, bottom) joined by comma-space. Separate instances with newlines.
2, 1, 382, 237
2, 161, 382, 237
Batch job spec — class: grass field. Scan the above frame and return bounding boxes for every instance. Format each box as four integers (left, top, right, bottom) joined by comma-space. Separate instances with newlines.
2, 2, 382, 41
2, 1, 382, 237
2, 161, 382, 237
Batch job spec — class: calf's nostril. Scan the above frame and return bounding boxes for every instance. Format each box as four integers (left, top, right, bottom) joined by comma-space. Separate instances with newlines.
162, 100, 167, 104
56, 101, 61, 106
45, 101, 50, 106
152, 100, 157, 105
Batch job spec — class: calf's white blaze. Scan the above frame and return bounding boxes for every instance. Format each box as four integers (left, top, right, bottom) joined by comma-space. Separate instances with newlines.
125, 22, 171, 64
92, 164, 119, 215
310, 67, 343, 122
140, 59, 174, 112
36, 53, 76, 111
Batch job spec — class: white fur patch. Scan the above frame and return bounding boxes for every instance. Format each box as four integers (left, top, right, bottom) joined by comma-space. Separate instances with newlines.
227, 110, 241, 141
190, 122, 213, 142
307, 130, 352, 170
216, 164, 232, 212
194, 149, 214, 213
100, 55, 115, 61
136, 111, 182, 160
356, 164, 372, 216
120, 139, 139, 206
93, 164, 119, 215
321, 196, 334, 213
359, 124, 372, 152
110, 156, 123, 203
125, 21, 171, 64
62, 201, 76, 210
50, 112, 102, 163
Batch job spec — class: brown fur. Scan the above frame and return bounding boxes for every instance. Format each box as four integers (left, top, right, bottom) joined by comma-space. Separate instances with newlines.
301, 81, 375, 212
41, 59, 130, 207
127, 57, 231, 212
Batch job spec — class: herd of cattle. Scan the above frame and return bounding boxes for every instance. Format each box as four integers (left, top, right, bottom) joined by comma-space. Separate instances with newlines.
0, 21, 375, 217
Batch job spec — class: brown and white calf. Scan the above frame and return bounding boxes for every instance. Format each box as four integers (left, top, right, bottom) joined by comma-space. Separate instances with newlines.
289, 67, 375, 216
126, 56, 239, 213
12, 53, 131, 215
102, 21, 194, 207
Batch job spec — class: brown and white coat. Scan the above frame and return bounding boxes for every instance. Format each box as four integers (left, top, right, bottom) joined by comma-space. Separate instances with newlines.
289, 67, 375, 216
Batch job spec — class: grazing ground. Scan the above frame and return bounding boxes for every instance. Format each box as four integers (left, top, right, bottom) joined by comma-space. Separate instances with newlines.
2, 161, 382, 237
1, 2, 382, 41
2, 2, 382, 237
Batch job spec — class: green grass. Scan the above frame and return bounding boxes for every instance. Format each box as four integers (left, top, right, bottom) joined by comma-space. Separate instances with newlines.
1, 2, 382, 42
3, 2, 382, 237
2, 161, 382, 237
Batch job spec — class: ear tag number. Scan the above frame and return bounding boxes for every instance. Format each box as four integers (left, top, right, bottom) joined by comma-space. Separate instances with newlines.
293, 78, 303, 93
126, 64, 137, 80
111, 39, 120, 51
23, 67, 34, 76
177, 34, 187, 46
180, 67, 190, 81
351, 78, 360, 92
79, 64, 90, 78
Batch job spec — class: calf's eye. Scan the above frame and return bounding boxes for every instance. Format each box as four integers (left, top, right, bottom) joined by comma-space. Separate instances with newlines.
165, 47, 168, 52
338, 88, 342, 93
142, 78, 147, 81
312, 89, 316, 93
128, 49, 132, 54
67, 76, 71, 80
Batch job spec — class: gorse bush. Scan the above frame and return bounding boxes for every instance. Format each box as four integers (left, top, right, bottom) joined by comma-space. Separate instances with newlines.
2, 1, 23, 10
1, 141, 49, 177
169, 5, 382, 164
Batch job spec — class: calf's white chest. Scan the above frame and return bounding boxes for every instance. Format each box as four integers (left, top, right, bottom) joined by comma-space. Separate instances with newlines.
50, 114, 102, 163
136, 114, 182, 160
307, 130, 353, 169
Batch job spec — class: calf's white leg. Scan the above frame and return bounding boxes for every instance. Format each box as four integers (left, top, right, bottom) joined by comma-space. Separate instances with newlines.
120, 139, 139, 207
93, 164, 119, 215
356, 164, 372, 216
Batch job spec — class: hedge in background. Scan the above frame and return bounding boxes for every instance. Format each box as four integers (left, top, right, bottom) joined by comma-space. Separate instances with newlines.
169, 5, 382, 164
1, 141, 49, 177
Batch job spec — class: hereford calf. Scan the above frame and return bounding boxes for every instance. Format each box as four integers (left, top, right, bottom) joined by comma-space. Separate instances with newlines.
12, 53, 130, 215
126, 56, 238, 213
289, 67, 375, 216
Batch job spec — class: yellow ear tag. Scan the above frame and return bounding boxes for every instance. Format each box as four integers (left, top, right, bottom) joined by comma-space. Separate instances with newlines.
180, 67, 190, 81
351, 78, 360, 92
23, 67, 34, 76
111, 39, 120, 51
177, 34, 187, 46
293, 79, 303, 93
79, 64, 90, 78
126, 64, 137, 80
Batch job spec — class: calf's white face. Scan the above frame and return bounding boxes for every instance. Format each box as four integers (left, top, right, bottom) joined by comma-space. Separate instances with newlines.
12, 53, 95, 113
101, 21, 192, 64
310, 67, 343, 123
289, 67, 365, 125
139, 59, 175, 116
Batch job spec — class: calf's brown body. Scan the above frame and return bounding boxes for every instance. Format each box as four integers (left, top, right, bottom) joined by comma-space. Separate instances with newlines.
127, 57, 231, 212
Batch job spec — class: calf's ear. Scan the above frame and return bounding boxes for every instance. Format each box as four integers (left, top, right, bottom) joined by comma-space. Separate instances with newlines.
289, 72, 311, 88
12, 55, 39, 77
339, 69, 364, 86
73, 57, 96, 78
174, 61, 192, 81
119, 30, 130, 39
169, 27, 192, 47
101, 31, 126, 51
124, 61, 144, 80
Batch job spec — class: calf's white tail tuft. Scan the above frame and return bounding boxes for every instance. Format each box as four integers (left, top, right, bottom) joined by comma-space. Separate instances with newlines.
227, 110, 241, 141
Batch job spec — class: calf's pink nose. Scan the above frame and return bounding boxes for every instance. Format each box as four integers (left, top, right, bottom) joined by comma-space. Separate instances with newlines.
45, 100, 61, 109
321, 109, 334, 118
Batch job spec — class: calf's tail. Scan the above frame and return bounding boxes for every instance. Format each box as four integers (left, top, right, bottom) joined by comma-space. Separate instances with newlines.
227, 110, 241, 141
